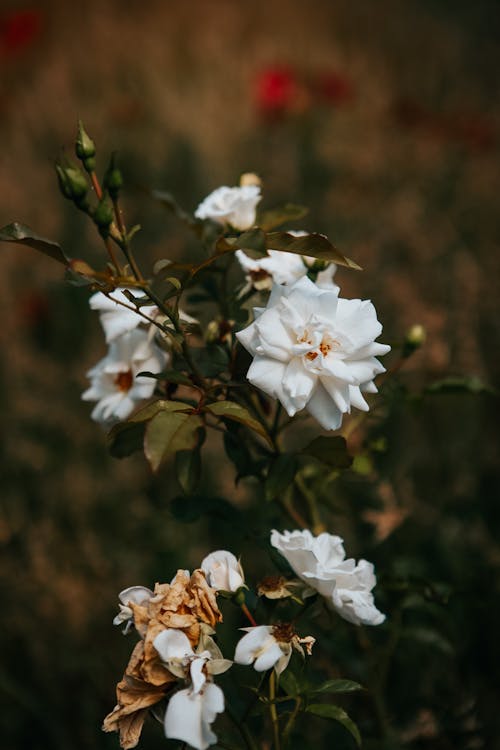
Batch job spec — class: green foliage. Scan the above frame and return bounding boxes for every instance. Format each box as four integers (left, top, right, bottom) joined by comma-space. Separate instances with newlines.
0, 222, 68, 265
145, 410, 204, 472
301, 435, 353, 469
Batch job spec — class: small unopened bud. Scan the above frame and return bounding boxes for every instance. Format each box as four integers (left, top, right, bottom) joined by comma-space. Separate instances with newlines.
55, 161, 89, 206
103, 152, 123, 200
93, 197, 114, 237
403, 324, 426, 357
75, 120, 96, 172
239, 172, 261, 188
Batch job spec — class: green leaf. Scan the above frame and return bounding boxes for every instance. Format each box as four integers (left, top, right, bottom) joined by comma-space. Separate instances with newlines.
129, 399, 192, 423
310, 679, 363, 696
106, 421, 146, 459
425, 376, 494, 396
189, 346, 229, 378
223, 430, 255, 480
279, 670, 302, 697
306, 704, 361, 745
265, 231, 361, 269
176, 446, 202, 494
301, 436, 353, 469
257, 203, 309, 231
265, 453, 298, 501
205, 401, 273, 446
145, 410, 203, 472
216, 228, 267, 256
0, 222, 68, 265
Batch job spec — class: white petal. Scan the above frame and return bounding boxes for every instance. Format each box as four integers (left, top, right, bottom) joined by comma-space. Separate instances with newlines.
190, 657, 208, 694
282, 358, 316, 412
118, 586, 153, 607
153, 629, 194, 662
306, 383, 343, 431
253, 641, 284, 671
164, 685, 224, 750
234, 626, 273, 666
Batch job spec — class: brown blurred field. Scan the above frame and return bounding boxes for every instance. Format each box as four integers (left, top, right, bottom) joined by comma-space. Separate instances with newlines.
1, 1, 499, 749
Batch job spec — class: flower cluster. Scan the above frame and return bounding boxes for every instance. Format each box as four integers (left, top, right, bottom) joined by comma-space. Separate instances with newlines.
104, 533, 383, 749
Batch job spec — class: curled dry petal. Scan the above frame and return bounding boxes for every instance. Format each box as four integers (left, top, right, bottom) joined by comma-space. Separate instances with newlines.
102, 641, 175, 749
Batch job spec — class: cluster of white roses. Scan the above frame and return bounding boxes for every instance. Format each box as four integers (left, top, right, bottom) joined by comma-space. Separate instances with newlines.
82, 181, 389, 434
107, 531, 384, 750
197, 182, 390, 431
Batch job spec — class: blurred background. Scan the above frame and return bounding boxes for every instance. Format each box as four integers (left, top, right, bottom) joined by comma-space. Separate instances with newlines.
0, 1, 499, 748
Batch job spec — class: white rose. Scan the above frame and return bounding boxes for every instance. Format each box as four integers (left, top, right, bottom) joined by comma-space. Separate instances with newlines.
194, 185, 261, 231
271, 529, 385, 626
81, 329, 167, 425
201, 550, 245, 593
236, 276, 390, 431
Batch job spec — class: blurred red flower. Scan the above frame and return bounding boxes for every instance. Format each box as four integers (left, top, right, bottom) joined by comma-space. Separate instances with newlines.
254, 67, 300, 121
0, 9, 43, 58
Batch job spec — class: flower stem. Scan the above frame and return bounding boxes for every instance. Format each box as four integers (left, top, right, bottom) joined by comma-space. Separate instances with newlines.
282, 696, 302, 746
241, 603, 257, 627
294, 474, 325, 534
269, 671, 281, 750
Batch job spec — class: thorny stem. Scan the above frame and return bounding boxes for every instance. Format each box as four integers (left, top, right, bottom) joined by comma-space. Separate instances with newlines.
269, 671, 281, 750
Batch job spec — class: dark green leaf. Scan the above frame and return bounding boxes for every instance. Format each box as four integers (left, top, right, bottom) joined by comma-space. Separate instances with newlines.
145, 411, 203, 472
265, 231, 361, 269
216, 228, 267, 256
310, 679, 363, 696
306, 704, 361, 745
265, 453, 298, 501
176, 445, 202, 494
257, 203, 309, 232
301, 436, 353, 469
223, 430, 255, 480
0, 222, 68, 265
279, 670, 301, 697
106, 421, 146, 459
205, 401, 273, 446
190, 346, 229, 378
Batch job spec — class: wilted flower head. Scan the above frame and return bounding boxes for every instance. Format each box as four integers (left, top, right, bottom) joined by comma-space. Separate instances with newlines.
271, 529, 385, 626
201, 550, 245, 593
81, 329, 167, 425
194, 185, 261, 231
234, 623, 315, 676
236, 276, 390, 430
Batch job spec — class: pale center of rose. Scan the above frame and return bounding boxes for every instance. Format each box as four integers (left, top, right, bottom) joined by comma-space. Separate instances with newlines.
114, 369, 133, 392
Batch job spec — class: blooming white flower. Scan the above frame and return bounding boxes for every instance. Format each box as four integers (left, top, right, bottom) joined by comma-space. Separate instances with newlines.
112, 585, 154, 634
270, 529, 385, 626
82, 329, 167, 425
194, 185, 261, 231
236, 275, 390, 431
153, 628, 230, 750
234, 624, 315, 676
201, 550, 245, 593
